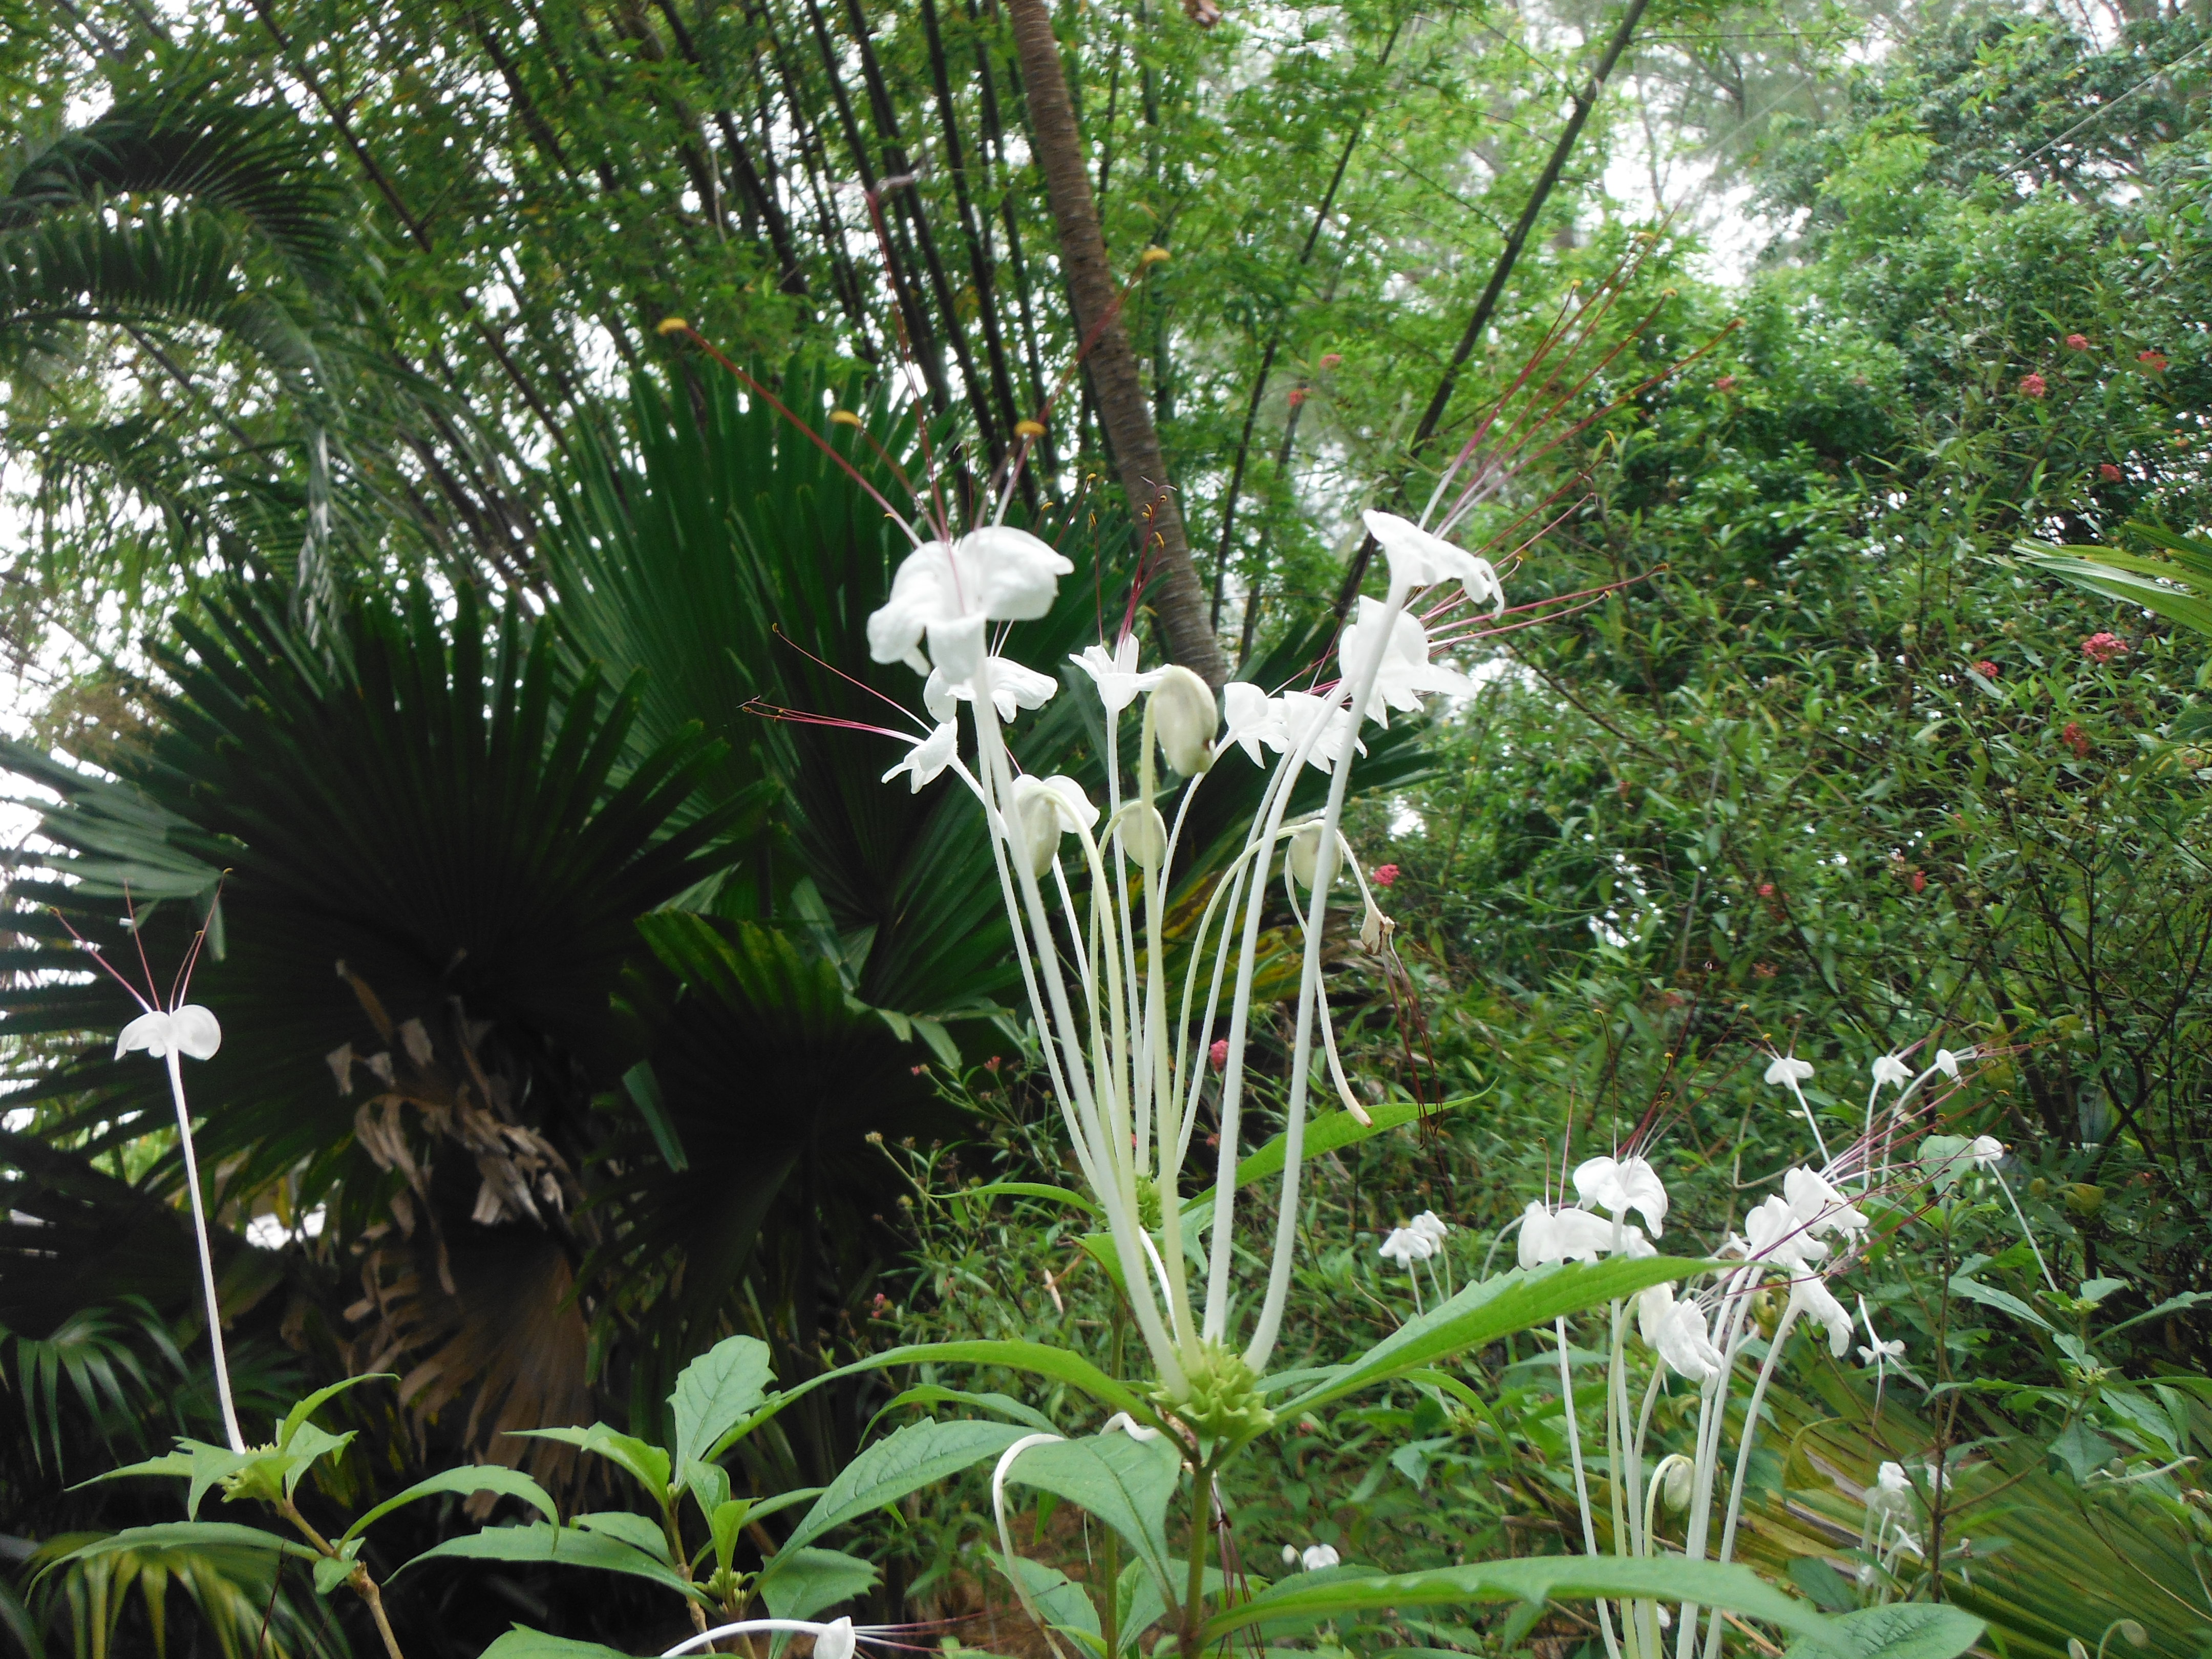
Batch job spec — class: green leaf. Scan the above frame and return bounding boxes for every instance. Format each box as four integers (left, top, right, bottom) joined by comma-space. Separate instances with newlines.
393, 1523, 704, 1601
73, 1449, 194, 1488
870, 1385, 1059, 1435
1005, 1554, 1104, 1640
1001, 1431, 1184, 1601
42, 1522, 318, 1576
2104, 1290, 2212, 1335
479, 1628, 641, 1658
279, 1373, 394, 1451
576, 1511, 675, 1563
1782, 1604, 1984, 1659
686, 1460, 732, 1516
1786, 1558, 1858, 1613
344, 1464, 561, 1542
623, 1060, 690, 1173
280, 1422, 356, 1498
718, 1342, 1162, 1457
966, 1181, 1104, 1217
1198, 1558, 1837, 1648
312, 1540, 362, 1596
672, 1334, 775, 1472
758, 1546, 877, 1620
707, 1499, 751, 1575
510, 1424, 673, 1501
1282, 1257, 1715, 1412
778, 1418, 1031, 1556
1947, 1274, 2053, 1333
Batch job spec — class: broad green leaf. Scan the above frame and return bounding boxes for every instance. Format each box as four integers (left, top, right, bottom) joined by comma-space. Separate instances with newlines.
479, 1628, 639, 1658
778, 1418, 1031, 1556
393, 1522, 703, 1600
967, 1181, 1104, 1217
707, 1499, 751, 1574
73, 1450, 193, 1488
183, 1440, 257, 1519
2105, 1290, 2212, 1335
44, 1522, 318, 1576
1197, 1558, 1837, 1648
1002, 1432, 1183, 1601
685, 1460, 731, 1517
344, 1465, 561, 1541
577, 1511, 675, 1564
280, 1422, 356, 1498
671, 1334, 774, 1471
1781, 1604, 1984, 1659
1282, 1257, 1715, 1413
871, 1385, 1058, 1435
758, 1546, 877, 1620
719, 1344, 1159, 1460
1006, 1554, 1103, 1639
1181, 1096, 1474, 1221
509, 1424, 673, 1501
1947, 1274, 2053, 1333
312, 1540, 362, 1596
279, 1373, 394, 1451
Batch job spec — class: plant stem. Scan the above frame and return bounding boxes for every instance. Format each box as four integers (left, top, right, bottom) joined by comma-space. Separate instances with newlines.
1180, 1457, 1213, 1659
280, 1498, 406, 1659
166, 1050, 244, 1453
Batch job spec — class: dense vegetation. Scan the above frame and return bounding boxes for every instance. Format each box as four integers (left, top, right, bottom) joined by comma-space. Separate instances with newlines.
3, 0, 2209, 1656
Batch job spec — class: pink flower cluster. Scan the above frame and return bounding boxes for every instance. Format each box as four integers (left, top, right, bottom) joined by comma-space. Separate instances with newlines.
2081, 632, 2126, 665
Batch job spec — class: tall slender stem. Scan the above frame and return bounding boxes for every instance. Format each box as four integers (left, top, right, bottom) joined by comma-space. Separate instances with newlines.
167, 1050, 243, 1453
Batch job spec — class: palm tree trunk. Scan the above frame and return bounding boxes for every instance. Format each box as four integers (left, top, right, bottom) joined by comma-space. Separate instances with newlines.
1005, 0, 1228, 684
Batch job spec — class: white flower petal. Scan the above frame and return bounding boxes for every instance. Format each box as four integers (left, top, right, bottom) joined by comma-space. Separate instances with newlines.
170, 1005, 222, 1060
115, 1009, 173, 1060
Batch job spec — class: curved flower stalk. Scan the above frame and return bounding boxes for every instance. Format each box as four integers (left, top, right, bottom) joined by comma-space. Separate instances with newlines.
59, 899, 243, 1453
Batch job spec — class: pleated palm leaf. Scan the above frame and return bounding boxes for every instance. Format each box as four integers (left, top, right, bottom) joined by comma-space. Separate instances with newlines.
0, 585, 751, 1472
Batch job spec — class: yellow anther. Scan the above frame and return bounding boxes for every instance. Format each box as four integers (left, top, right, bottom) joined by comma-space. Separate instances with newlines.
1015, 419, 1047, 438
655, 316, 690, 336
1138, 245, 1171, 266
830, 410, 863, 427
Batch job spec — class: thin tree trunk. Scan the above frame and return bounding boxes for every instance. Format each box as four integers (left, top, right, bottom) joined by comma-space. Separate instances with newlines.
1005, 0, 1228, 683
1332, 0, 1651, 613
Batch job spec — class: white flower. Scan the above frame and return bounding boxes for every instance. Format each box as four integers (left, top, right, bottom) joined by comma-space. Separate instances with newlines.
1764, 1053, 1816, 1088
924, 658, 1058, 725
1869, 1461, 1912, 1517
1790, 1272, 1857, 1358
815, 1620, 857, 1659
1968, 1135, 2005, 1168
1361, 511, 1505, 612
1519, 1201, 1634, 1267
1222, 682, 1284, 767
1071, 636, 1165, 716
1639, 1282, 1725, 1381
882, 720, 959, 793
1149, 666, 1219, 775
1009, 775, 1098, 876
1282, 1544, 1300, 1567
1743, 1194, 1827, 1271
1783, 1166, 1868, 1239
1278, 690, 1365, 773
1338, 597, 1474, 724
1300, 1544, 1341, 1571
116, 1005, 222, 1062
1871, 1054, 1913, 1090
1379, 1226, 1434, 1267
1573, 1154, 1668, 1237
1936, 1047, 1973, 1079
1858, 1336, 1906, 1367
1407, 1211, 1450, 1249
866, 528, 1073, 680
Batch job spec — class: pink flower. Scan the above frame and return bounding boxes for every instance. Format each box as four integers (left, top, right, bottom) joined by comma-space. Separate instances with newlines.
1753, 961, 1777, 979
2065, 334, 2091, 351
1287, 387, 1307, 408
1716, 374, 1738, 393
1909, 870, 1927, 894
2140, 350, 2169, 371
2100, 463, 2123, 482
1757, 882, 1775, 898
1972, 660, 1998, 679
2018, 373, 2047, 398
1209, 1038, 1229, 1073
2082, 632, 2126, 664
1372, 863, 1400, 887
2062, 721, 2091, 758
985, 1055, 1002, 1073
1320, 353, 1342, 370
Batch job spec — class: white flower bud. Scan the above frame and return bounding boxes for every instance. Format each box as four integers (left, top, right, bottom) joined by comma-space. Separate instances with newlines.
1114, 802, 1169, 869
1654, 1452, 1694, 1513
1150, 665, 1218, 776
1287, 821, 1330, 888
815, 1619, 857, 1659
1010, 775, 1097, 877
